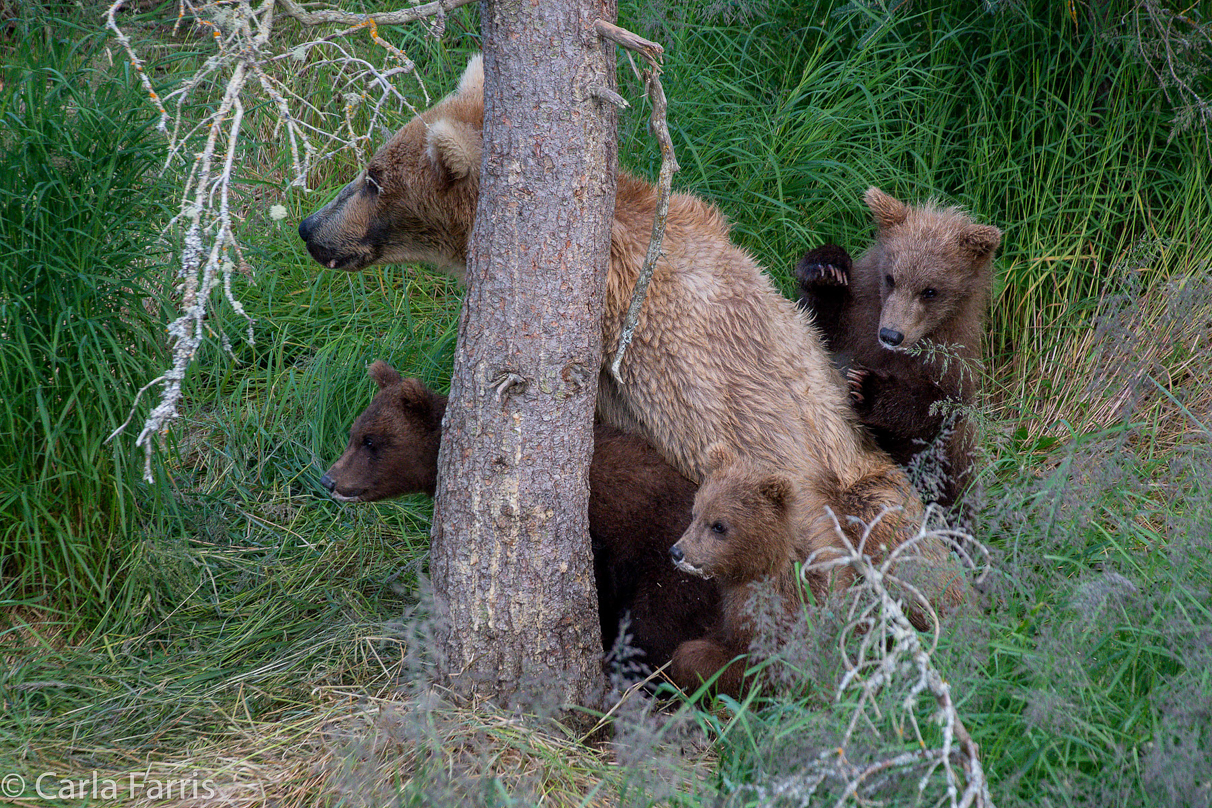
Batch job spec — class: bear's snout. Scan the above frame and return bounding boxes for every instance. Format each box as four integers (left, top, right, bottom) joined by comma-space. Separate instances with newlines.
879, 327, 904, 348
298, 213, 317, 243
319, 472, 336, 492
671, 543, 712, 579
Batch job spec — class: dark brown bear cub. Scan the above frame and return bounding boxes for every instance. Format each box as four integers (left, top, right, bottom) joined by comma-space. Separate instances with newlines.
796, 187, 1001, 516
666, 449, 826, 698
321, 361, 720, 674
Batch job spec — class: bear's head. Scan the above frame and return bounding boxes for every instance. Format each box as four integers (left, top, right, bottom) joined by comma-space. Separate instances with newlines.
298, 56, 485, 278
320, 361, 447, 502
865, 186, 1002, 351
669, 446, 798, 585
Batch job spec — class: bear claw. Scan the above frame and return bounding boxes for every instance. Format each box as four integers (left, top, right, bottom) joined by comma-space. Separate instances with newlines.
795, 244, 852, 288
801, 262, 848, 286
846, 366, 868, 405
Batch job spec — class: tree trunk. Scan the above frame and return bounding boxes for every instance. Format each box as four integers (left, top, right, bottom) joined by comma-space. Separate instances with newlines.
429, 0, 618, 712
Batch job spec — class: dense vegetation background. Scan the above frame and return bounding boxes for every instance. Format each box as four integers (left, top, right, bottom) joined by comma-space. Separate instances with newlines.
1, 0, 1210, 804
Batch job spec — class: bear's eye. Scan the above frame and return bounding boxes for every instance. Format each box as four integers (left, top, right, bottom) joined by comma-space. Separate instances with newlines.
710, 521, 727, 536
921, 287, 938, 299
361, 435, 378, 451
884, 274, 895, 289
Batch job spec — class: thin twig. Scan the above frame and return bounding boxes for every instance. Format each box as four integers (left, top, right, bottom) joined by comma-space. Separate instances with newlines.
276, 0, 475, 27
742, 510, 994, 807
595, 20, 681, 383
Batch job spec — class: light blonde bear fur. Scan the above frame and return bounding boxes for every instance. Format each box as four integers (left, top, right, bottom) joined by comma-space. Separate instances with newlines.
297, 55, 967, 604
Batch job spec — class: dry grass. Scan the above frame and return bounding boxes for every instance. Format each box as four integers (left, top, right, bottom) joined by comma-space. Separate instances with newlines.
988, 266, 1212, 454
25, 684, 712, 808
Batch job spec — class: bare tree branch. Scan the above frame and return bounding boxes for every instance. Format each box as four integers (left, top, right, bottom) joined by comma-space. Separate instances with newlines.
595, 20, 681, 383
1131, 0, 1212, 151
104, 0, 454, 480
766, 508, 996, 807
276, 0, 474, 28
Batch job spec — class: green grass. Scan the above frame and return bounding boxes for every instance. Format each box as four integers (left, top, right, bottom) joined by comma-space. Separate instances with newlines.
2, 0, 1211, 804
0, 20, 186, 625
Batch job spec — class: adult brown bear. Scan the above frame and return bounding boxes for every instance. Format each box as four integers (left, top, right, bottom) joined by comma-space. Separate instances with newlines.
300, 56, 967, 608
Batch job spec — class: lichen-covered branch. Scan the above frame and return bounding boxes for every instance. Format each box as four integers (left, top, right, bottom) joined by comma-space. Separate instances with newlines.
737, 510, 994, 807
104, 0, 453, 480
595, 20, 680, 383
1131, 0, 1212, 150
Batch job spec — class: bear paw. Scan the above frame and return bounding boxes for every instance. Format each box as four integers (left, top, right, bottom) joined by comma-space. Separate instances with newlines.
795, 243, 852, 288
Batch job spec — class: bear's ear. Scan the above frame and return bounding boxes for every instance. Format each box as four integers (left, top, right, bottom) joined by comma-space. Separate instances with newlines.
456, 54, 484, 98
864, 187, 908, 230
368, 360, 402, 390
757, 476, 794, 512
705, 443, 737, 474
960, 223, 1002, 259
396, 377, 439, 422
426, 118, 482, 183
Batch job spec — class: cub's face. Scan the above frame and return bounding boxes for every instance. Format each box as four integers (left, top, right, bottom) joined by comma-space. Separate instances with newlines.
320, 363, 443, 502
298, 56, 485, 278
876, 248, 969, 350
863, 187, 1001, 351
669, 467, 795, 585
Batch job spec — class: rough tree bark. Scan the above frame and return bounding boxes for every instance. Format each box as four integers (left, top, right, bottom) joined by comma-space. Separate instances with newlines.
429, 0, 619, 711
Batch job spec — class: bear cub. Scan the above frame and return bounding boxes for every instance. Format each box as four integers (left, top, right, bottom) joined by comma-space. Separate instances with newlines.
666, 448, 828, 698
321, 361, 720, 675
796, 187, 1001, 516
666, 447, 966, 699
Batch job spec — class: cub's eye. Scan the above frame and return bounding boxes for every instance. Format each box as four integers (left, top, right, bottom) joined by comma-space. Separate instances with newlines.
921, 287, 938, 299
361, 435, 378, 450
885, 274, 895, 289
710, 521, 727, 536
365, 172, 382, 194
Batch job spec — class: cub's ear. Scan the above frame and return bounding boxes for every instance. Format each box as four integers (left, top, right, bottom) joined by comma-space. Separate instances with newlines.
960, 223, 1002, 258
426, 118, 482, 183
864, 187, 908, 230
705, 443, 737, 475
758, 476, 794, 512
396, 377, 441, 425
368, 360, 402, 390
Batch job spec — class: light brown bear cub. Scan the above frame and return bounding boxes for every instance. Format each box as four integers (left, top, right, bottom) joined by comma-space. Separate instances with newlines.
666, 448, 960, 698
667, 452, 819, 698
796, 188, 1001, 516
321, 361, 719, 673
300, 56, 965, 608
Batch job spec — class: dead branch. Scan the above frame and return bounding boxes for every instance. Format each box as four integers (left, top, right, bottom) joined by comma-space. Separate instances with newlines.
1131, 0, 1212, 151
105, 0, 456, 480
595, 20, 680, 383
742, 511, 996, 808
276, 0, 474, 28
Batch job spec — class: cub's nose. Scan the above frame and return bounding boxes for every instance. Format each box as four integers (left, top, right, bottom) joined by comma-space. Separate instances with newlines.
319, 473, 336, 492
669, 545, 684, 563
879, 327, 904, 347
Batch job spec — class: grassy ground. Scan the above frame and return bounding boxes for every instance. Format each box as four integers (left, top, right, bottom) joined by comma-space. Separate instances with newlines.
2, 0, 1211, 805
